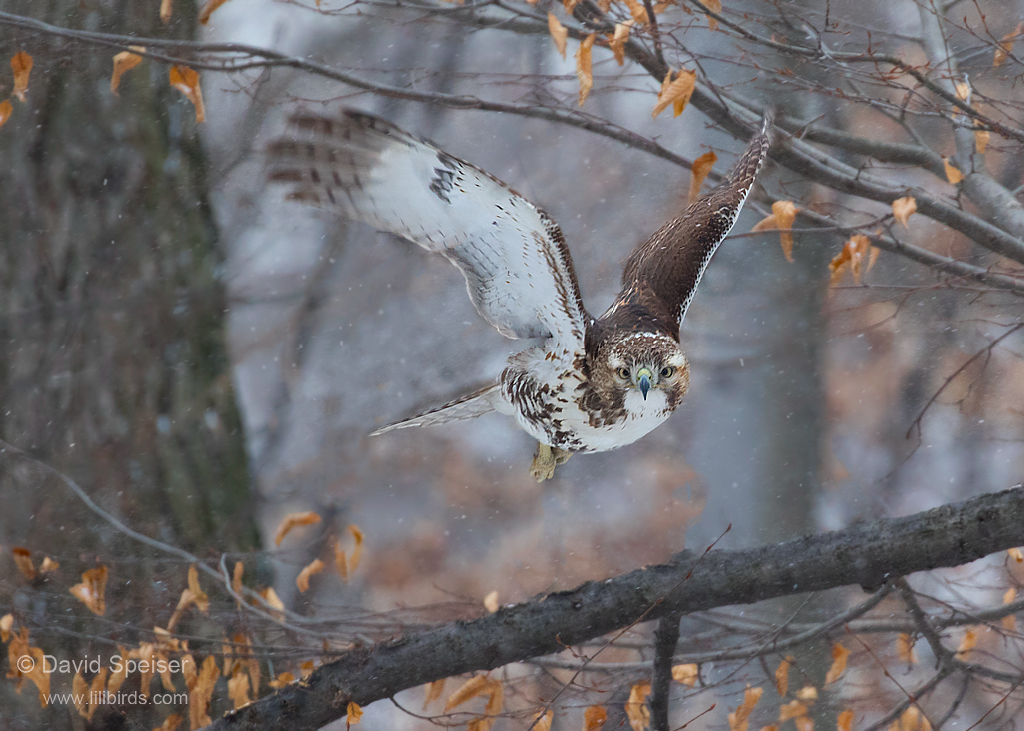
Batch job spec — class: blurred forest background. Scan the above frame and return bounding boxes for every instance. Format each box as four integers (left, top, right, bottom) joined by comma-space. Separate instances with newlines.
2, 0, 1024, 728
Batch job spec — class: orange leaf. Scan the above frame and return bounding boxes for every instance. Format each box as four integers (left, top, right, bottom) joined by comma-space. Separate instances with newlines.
154, 713, 183, 731
347, 524, 364, 573
625, 682, 651, 731
943, 158, 963, 184
483, 590, 499, 613
444, 675, 492, 712
7, 627, 50, 706
1004, 588, 1017, 632
837, 710, 854, 731
576, 34, 596, 107
269, 672, 295, 689
671, 663, 698, 686
622, 0, 650, 25
111, 47, 145, 96
347, 701, 363, 726
610, 20, 634, 66
296, 558, 325, 593
774, 658, 790, 696
892, 197, 916, 229
779, 701, 808, 722
956, 627, 978, 659
1010, 548, 1024, 562
795, 717, 814, 731
795, 686, 817, 701
39, 556, 59, 573
897, 633, 918, 664
12, 547, 35, 580
728, 686, 763, 731
703, 0, 721, 29
829, 234, 871, 286
533, 710, 554, 731
900, 707, 921, 731
168, 65, 205, 124
70, 566, 109, 616
994, 22, 1023, 67
0, 613, 13, 642
0, 99, 12, 130
688, 151, 717, 203
228, 670, 251, 710
825, 643, 849, 685
188, 656, 220, 730
752, 201, 799, 261
232, 561, 244, 605
274, 510, 322, 546
584, 705, 608, 731
974, 129, 990, 155
160, 0, 174, 23
548, 14, 568, 59
652, 68, 696, 119
198, 0, 233, 24
10, 51, 32, 102
423, 678, 446, 709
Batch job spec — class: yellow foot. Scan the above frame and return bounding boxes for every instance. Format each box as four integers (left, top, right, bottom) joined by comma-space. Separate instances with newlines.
529, 443, 572, 482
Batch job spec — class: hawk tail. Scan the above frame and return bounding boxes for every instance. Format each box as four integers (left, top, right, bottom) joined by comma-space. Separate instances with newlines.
369, 383, 504, 436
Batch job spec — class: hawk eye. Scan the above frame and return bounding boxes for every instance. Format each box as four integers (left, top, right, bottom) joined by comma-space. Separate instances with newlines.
617, 367, 631, 379
660, 366, 675, 378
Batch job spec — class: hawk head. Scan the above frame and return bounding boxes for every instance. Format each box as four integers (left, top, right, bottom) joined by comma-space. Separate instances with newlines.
584, 330, 690, 419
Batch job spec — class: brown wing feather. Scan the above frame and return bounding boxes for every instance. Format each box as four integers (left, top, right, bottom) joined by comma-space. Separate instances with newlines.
604, 113, 773, 340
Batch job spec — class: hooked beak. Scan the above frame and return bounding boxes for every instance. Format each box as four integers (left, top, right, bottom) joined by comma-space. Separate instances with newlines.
636, 367, 653, 400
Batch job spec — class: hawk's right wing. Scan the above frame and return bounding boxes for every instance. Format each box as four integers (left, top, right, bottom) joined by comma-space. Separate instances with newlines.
268, 110, 589, 351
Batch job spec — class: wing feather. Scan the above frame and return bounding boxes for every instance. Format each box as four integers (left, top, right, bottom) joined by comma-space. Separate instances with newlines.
607, 113, 773, 339
268, 110, 588, 349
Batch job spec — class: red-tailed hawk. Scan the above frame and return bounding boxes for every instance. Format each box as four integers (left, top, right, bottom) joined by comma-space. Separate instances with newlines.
269, 110, 772, 480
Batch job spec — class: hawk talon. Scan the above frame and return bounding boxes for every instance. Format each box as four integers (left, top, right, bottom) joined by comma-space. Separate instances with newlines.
530, 443, 572, 482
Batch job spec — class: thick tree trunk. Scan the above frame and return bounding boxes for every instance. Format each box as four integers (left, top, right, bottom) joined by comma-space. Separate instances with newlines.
0, 0, 255, 725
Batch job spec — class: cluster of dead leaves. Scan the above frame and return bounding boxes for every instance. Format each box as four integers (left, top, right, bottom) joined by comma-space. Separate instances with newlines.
274, 511, 365, 592
829, 234, 880, 286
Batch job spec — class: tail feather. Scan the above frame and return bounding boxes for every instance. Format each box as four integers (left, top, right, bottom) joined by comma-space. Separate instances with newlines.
369, 383, 503, 436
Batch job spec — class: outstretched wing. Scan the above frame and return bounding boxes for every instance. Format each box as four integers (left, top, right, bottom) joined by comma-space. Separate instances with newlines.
609, 113, 773, 340
267, 110, 588, 349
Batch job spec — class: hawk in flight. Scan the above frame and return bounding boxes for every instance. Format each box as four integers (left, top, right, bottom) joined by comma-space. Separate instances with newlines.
269, 110, 772, 480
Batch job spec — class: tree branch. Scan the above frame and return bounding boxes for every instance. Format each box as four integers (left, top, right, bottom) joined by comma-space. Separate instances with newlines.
204, 487, 1024, 731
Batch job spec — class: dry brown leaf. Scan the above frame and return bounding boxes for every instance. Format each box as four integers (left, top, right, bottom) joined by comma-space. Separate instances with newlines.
160, 0, 174, 23
0, 613, 13, 642
751, 201, 799, 261
943, 158, 963, 185
169, 65, 205, 124
347, 524, 364, 573
975, 129, 990, 155
956, 627, 978, 659
154, 714, 183, 731
994, 22, 1023, 67
1004, 588, 1017, 632
7, 627, 49, 706
795, 717, 814, 731
12, 547, 35, 580
576, 34, 596, 107
189, 656, 220, 730
0, 99, 12, 130
774, 658, 790, 696
900, 706, 921, 731
79, 668, 108, 720
836, 710, 854, 731
70, 565, 109, 616
111, 47, 145, 96
611, 21, 634, 66
829, 234, 872, 286
39, 556, 59, 573
652, 68, 696, 119
11, 51, 32, 103
897, 633, 918, 664
228, 670, 251, 711
108, 647, 130, 694
232, 561, 244, 607
892, 197, 916, 229
347, 701, 363, 726
584, 704, 608, 731
274, 511, 322, 546
423, 678, 446, 709
260, 587, 285, 619
671, 663, 698, 686
1010, 548, 1024, 562
728, 686, 763, 731
762, 727, 780, 731
825, 643, 849, 685
483, 590, 499, 613
779, 701, 808, 722
269, 672, 295, 689
300, 660, 316, 678
688, 151, 717, 203
198, 0, 233, 24
795, 686, 817, 701
296, 558, 325, 593
444, 675, 491, 712
703, 0, 721, 29
533, 710, 554, 731
548, 14, 568, 59
73, 672, 89, 718
188, 564, 209, 611
622, 0, 650, 24
625, 681, 651, 731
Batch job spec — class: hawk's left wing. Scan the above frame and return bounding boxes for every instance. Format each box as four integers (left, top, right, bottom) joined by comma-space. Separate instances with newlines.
268, 110, 588, 350
612, 114, 772, 339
